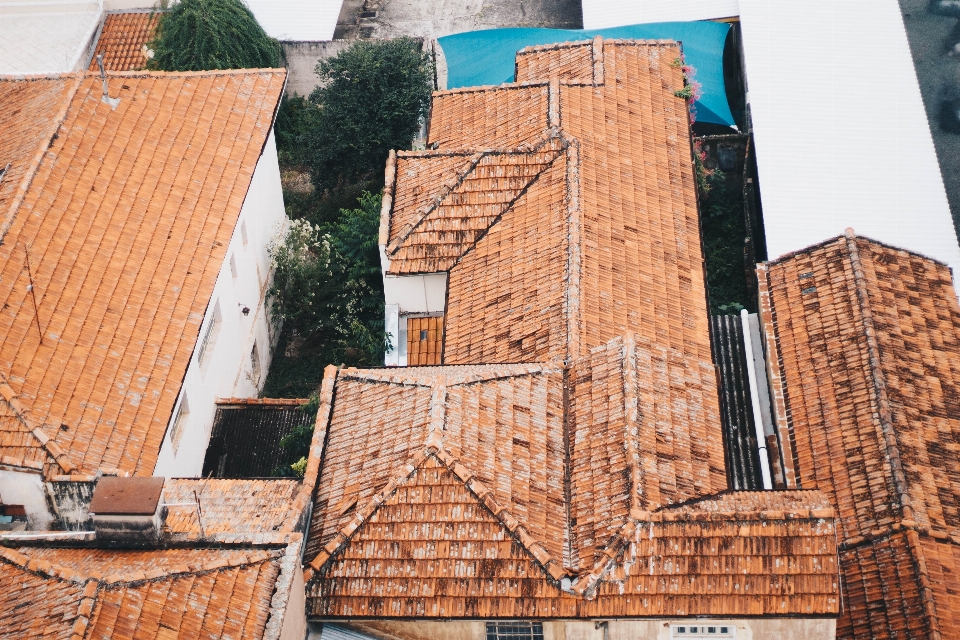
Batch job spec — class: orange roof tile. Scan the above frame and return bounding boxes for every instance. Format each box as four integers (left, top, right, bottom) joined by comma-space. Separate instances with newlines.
761, 230, 960, 635
0, 76, 79, 237
384, 40, 711, 366
307, 38, 839, 620
761, 231, 960, 541
89, 12, 160, 72
0, 69, 285, 477
161, 478, 302, 542
0, 544, 294, 640
304, 340, 835, 616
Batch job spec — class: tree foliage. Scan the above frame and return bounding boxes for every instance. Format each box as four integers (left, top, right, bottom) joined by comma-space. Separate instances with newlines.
148, 0, 281, 72
305, 38, 433, 190
265, 192, 389, 397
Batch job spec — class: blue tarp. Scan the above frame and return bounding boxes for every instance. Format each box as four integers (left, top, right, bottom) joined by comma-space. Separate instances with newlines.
437, 22, 734, 127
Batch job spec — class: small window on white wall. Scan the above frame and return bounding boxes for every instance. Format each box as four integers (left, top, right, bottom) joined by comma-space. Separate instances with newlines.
170, 395, 190, 454
198, 301, 222, 366
250, 341, 261, 381
230, 254, 238, 280
241, 220, 248, 246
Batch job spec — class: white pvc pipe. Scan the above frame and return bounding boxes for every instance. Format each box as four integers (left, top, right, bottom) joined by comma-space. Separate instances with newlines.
0, 530, 94, 540
741, 308, 773, 489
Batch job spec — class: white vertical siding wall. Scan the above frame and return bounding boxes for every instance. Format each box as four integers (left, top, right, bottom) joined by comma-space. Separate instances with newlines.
739, 0, 960, 277
152, 132, 286, 478
244, 0, 343, 41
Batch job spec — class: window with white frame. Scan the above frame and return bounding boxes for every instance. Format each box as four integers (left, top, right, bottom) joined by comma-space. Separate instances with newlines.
671, 624, 735, 638
198, 301, 222, 366
170, 395, 190, 454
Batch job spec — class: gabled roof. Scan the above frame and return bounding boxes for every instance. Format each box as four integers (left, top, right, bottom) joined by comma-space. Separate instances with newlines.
0, 69, 285, 477
760, 229, 960, 633
382, 39, 711, 367
89, 12, 161, 72
304, 337, 836, 616
760, 230, 960, 542
0, 542, 299, 640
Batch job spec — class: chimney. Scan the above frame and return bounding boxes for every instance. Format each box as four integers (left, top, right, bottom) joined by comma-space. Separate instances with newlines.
88, 476, 165, 545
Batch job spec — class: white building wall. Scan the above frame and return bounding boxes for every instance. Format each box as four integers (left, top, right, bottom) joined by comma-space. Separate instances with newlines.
738, 0, 960, 277
380, 246, 447, 366
153, 132, 286, 478
0, 469, 53, 529
582, 0, 739, 29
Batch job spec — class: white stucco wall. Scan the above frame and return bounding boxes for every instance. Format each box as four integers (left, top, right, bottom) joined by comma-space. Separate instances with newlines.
344, 618, 836, 640
382, 270, 447, 366
153, 132, 286, 478
0, 469, 53, 529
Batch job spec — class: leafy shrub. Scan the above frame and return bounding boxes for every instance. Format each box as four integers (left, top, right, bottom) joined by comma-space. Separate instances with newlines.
305, 38, 433, 190
148, 0, 281, 72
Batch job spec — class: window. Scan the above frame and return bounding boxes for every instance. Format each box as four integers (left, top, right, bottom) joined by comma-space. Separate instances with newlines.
230, 254, 238, 280
671, 625, 734, 638
170, 395, 190, 454
241, 220, 248, 246
250, 341, 261, 381
485, 622, 544, 640
198, 302, 222, 365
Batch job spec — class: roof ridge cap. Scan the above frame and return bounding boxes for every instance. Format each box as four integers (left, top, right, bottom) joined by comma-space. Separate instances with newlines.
305, 449, 430, 574
844, 230, 915, 522
0, 546, 90, 584
0, 73, 84, 244
96, 549, 283, 587
433, 447, 567, 582
0, 374, 74, 473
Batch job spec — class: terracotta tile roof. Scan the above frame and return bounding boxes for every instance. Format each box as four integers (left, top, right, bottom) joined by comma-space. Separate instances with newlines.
761, 231, 960, 541
161, 478, 303, 542
88, 12, 160, 72
0, 69, 285, 477
0, 76, 79, 236
569, 335, 726, 572
304, 341, 837, 617
306, 38, 839, 620
0, 544, 293, 639
383, 40, 710, 366
760, 229, 960, 635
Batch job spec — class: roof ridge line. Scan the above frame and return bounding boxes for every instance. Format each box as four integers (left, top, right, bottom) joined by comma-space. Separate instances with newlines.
304, 449, 431, 577
385, 151, 485, 254
844, 229, 915, 522
386, 135, 566, 260
68, 579, 98, 640
431, 446, 567, 582
443, 142, 567, 273
622, 332, 643, 513
0, 73, 84, 244
561, 130, 582, 363
905, 528, 945, 639
0, 374, 74, 473
304, 444, 569, 584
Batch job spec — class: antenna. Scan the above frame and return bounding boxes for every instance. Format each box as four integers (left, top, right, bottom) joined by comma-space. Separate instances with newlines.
96, 54, 121, 110
193, 490, 206, 538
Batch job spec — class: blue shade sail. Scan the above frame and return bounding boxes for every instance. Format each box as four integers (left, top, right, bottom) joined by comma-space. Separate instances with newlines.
438, 22, 734, 127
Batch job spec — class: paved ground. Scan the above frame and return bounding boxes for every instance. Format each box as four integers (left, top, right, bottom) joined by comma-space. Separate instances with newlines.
899, 0, 960, 240
334, 0, 583, 40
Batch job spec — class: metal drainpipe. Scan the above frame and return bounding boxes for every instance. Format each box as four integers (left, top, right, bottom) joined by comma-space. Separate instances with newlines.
595, 621, 609, 640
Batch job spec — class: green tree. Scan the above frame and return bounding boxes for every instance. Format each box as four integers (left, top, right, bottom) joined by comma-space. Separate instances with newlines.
264, 191, 389, 396
306, 38, 433, 190
148, 0, 281, 72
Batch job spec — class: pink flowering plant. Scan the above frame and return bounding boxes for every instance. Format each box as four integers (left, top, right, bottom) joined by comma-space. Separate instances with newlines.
671, 56, 713, 193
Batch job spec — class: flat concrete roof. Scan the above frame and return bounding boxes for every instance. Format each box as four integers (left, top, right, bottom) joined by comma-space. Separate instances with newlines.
0, 2, 102, 75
